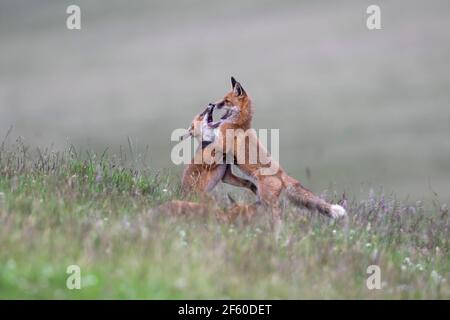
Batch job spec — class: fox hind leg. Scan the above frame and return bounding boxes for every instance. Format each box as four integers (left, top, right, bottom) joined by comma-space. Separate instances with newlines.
221, 165, 258, 195
256, 176, 284, 238
204, 164, 228, 192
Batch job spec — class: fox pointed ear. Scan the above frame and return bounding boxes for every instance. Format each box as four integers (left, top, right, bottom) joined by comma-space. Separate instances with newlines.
231, 79, 246, 97
231, 76, 237, 88
227, 193, 237, 205
234, 82, 246, 97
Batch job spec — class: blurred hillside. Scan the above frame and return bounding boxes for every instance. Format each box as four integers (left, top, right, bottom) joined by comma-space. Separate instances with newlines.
1, 0, 450, 201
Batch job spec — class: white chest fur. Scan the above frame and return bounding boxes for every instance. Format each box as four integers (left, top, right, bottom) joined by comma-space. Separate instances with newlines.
201, 119, 218, 142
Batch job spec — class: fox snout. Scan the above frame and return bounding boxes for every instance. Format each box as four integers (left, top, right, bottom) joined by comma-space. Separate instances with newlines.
210, 102, 225, 109
199, 105, 213, 117
180, 105, 216, 141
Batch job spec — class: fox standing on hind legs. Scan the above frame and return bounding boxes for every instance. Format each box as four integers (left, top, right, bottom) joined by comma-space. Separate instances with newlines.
207, 77, 347, 220
179, 105, 257, 197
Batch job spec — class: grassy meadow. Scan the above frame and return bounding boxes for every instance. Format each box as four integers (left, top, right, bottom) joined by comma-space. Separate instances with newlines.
0, 143, 449, 299
1, 0, 450, 299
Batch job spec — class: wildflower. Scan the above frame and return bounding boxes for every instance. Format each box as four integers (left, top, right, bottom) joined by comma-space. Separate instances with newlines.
95, 165, 103, 183
403, 257, 412, 266
408, 206, 416, 214
175, 277, 187, 289
430, 270, 446, 284
440, 204, 448, 216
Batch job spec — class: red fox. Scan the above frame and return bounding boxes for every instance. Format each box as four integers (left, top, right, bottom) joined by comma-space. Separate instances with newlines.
207, 77, 347, 220
155, 106, 257, 224
179, 105, 257, 197
155, 194, 260, 223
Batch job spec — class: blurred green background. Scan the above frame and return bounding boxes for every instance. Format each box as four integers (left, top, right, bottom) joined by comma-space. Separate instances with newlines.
1, 0, 449, 201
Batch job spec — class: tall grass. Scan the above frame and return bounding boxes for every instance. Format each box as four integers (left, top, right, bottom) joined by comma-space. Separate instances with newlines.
0, 141, 448, 299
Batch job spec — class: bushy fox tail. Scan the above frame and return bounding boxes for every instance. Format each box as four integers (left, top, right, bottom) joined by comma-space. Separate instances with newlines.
282, 174, 346, 219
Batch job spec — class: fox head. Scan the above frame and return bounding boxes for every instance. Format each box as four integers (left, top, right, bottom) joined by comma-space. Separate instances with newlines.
180, 105, 215, 141
210, 77, 252, 126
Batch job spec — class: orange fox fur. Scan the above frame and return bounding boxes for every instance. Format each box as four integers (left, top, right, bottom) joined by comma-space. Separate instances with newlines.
208, 77, 347, 220
155, 195, 259, 224
180, 106, 257, 197
155, 107, 258, 223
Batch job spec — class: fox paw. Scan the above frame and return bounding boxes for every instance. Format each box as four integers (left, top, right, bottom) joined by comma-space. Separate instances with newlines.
330, 204, 347, 219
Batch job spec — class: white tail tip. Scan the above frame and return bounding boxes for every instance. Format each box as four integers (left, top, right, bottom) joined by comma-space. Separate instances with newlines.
330, 204, 347, 219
